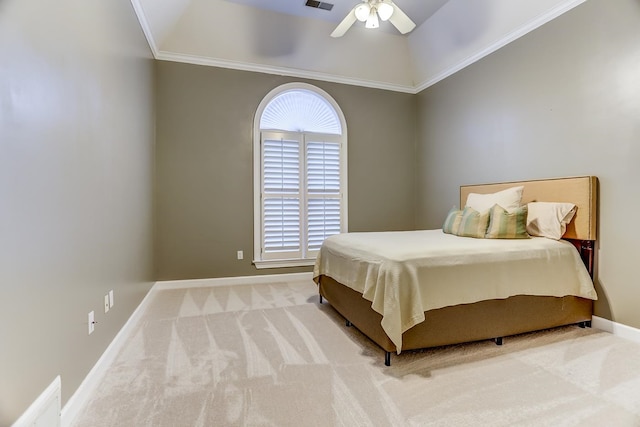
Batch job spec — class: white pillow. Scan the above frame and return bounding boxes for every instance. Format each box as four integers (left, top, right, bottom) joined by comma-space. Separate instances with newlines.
465, 186, 524, 214
526, 202, 577, 240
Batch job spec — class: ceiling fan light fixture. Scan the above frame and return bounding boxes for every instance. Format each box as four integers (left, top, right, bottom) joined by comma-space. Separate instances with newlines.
354, 4, 370, 22
365, 8, 379, 28
331, 0, 415, 37
377, 2, 394, 21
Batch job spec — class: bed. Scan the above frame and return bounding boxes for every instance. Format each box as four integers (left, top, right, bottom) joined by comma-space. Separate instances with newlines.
313, 176, 598, 365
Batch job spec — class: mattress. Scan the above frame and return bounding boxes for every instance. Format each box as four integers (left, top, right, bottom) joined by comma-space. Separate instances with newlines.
313, 229, 597, 351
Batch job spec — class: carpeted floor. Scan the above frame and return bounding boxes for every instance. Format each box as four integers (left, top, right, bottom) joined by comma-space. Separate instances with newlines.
72, 278, 640, 426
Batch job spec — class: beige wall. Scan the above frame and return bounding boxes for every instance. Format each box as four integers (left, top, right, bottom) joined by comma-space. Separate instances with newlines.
155, 62, 417, 280
416, 0, 640, 328
0, 0, 155, 424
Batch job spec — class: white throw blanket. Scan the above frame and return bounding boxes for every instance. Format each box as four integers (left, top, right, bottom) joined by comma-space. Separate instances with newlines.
313, 230, 597, 352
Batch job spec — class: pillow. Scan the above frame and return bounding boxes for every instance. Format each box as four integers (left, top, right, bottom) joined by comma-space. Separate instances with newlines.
455, 206, 490, 238
485, 204, 530, 239
527, 202, 577, 240
465, 185, 524, 214
442, 207, 463, 235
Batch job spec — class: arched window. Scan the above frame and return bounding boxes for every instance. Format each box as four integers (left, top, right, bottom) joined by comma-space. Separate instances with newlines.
253, 83, 348, 268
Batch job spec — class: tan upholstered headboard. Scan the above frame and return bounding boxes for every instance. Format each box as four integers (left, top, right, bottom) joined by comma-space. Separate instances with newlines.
460, 176, 598, 240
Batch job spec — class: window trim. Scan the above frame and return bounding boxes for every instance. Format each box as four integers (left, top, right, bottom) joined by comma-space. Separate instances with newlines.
253, 83, 348, 269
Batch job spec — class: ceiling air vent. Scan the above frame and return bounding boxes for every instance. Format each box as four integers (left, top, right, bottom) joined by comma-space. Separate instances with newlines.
305, 0, 334, 11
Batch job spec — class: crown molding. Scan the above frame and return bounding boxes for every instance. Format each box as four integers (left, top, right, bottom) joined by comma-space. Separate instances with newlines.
154, 50, 416, 94
132, 0, 586, 95
129, 0, 160, 56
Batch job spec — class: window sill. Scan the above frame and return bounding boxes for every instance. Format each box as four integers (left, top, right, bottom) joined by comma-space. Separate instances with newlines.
253, 258, 316, 269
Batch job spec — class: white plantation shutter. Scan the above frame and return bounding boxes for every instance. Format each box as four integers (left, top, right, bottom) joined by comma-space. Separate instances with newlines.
306, 141, 340, 193
307, 198, 341, 252
261, 133, 303, 259
260, 133, 343, 261
263, 137, 299, 194
254, 84, 347, 267
306, 139, 342, 255
263, 197, 300, 252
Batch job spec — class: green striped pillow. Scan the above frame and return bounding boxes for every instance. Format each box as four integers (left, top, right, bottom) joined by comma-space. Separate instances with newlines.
442, 207, 463, 235
455, 206, 490, 238
485, 204, 530, 239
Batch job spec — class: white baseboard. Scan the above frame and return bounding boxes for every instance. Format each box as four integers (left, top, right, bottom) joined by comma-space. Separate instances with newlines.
60, 272, 313, 426
12, 376, 61, 427
60, 288, 156, 427
154, 271, 314, 290
592, 316, 640, 344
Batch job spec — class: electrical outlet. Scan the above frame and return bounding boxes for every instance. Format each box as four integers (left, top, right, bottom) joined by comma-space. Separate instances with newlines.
109, 290, 114, 308
104, 295, 110, 313
237, 250, 243, 260
88, 311, 95, 335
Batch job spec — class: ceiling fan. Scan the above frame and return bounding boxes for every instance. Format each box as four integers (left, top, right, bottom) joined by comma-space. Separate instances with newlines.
331, 0, 416, 38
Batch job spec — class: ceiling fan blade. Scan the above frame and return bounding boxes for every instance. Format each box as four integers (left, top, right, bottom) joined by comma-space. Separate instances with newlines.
388, 1, 416, 34
331, 6, 358, 38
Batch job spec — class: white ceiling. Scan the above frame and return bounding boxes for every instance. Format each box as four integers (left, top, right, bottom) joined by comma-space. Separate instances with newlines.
224, 0, 449, 34
130, 0, 587, 93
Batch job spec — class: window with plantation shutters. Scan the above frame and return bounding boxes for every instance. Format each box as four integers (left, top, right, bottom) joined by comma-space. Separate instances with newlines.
254, 84, 347, 268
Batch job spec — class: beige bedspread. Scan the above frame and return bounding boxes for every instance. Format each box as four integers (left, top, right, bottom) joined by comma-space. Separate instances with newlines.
313, 230, 597, 352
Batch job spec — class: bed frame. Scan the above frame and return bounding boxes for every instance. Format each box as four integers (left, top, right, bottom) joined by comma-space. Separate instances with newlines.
317, 176, 598, 366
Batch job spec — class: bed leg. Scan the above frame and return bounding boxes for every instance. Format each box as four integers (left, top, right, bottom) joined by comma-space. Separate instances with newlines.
586, 320, 592, 328
319, 295, 323, 304
493, 337, 503, 346
385, 352, 391, 366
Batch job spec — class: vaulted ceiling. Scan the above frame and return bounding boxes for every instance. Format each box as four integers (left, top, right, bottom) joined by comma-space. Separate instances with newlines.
131, 0, 586, 93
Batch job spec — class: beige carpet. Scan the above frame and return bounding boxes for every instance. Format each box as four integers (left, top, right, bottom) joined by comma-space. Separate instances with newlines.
72, 278, 640, 426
